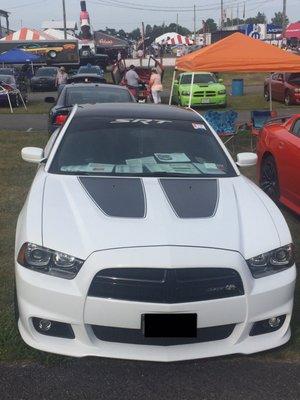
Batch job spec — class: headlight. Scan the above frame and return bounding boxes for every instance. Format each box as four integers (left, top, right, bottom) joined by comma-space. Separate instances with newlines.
181, 91, 190, 96
294, 88, 300, 93
218, 89, 226, 95
17, 243, 84, 279
247, 244, 294, 278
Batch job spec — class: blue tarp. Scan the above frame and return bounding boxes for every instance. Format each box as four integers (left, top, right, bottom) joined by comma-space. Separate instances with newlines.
0, 48, 41, 64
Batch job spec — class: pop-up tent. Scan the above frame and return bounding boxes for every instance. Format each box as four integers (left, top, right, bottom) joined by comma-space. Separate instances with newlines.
0, 48, 41, 63
170, 32, 300, 109
284, 22, 300, 39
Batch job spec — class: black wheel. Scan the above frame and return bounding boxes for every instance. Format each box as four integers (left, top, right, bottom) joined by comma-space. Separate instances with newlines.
284, 91, 292, 106
260, 155, 280, 203
264, 87, 270, 101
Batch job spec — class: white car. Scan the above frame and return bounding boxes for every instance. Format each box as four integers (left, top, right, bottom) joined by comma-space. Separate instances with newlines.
15, 103, 296, 362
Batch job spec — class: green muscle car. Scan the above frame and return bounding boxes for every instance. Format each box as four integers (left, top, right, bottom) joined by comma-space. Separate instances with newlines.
173, 72, 227, 107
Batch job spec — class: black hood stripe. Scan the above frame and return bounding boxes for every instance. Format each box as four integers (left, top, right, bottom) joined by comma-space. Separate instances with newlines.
160, 179, 218, 218
79, 177, 146, 218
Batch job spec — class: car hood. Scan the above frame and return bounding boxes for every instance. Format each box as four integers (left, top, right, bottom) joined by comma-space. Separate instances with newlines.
40, 174, 289, 261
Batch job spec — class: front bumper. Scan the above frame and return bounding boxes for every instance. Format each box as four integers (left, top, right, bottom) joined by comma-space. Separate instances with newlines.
15, 246, 296, 362
180, 94, 227, 107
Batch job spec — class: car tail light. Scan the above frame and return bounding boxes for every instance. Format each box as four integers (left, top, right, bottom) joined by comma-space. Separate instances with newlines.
55, 114, 68, 125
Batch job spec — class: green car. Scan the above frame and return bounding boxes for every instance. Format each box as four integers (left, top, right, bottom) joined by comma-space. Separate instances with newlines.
173, 72, 227, 107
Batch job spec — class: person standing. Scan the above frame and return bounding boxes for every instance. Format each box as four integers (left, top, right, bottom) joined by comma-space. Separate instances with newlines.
137, 48, 143, 66
124, 65, 141, 99
149, 68, 163, 104
55, 66, 68, 91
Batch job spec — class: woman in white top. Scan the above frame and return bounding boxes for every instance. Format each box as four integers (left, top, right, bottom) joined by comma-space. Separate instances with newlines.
149, 68, 163, 104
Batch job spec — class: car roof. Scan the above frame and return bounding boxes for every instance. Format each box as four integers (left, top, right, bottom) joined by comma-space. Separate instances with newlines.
74, 103, 200, 121
181, 72, 213, 75
64, 83, 128, 90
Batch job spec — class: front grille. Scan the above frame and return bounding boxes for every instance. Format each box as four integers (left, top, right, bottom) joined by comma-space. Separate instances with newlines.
194, 90, 216, 98
91, 324, 235, 346
88, 268, 244, 303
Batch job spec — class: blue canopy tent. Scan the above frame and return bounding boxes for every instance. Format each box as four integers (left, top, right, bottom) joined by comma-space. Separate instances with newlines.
0, 48, 41, 64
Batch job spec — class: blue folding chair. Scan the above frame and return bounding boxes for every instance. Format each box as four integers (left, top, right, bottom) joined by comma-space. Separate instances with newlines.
250, 110, 278, 149
204, 110, 241, 153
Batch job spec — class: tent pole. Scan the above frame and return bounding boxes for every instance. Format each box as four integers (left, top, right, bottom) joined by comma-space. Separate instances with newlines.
188, 72, 195, 108
269, 73, 273, 112
169, 69, 177, 105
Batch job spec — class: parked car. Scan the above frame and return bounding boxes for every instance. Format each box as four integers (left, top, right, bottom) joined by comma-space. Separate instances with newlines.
46, 83, 135, 134
0, 74, 28, 106
264, 73, 300, 106
67, 73, 106, 84
257, 113, 300, 214
173, 72, 227, 107
16, 103, 295, 361
0, 67, 16, 76
78, 65, 104, 77
30, 67, 58, 91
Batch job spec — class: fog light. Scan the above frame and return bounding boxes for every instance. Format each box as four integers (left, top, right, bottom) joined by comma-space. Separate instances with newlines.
250, 315, 286, 336
268, 317, 281, 328
32, 317, 75, 339
38, 319, 52, 332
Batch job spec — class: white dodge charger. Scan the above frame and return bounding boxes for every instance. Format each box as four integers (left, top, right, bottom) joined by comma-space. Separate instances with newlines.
15, 103, 296, 362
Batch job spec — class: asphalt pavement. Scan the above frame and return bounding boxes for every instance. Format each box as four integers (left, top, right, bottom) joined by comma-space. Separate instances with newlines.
1, 356, 299, 400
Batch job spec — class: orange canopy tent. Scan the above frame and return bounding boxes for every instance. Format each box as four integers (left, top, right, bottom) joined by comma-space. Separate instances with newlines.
169, 32, 300, 109
176, 32, 300, 72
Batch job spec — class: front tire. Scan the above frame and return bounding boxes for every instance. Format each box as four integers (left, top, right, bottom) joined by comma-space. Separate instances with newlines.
264, 87, 270, 101
284, 91, 292, 106
260, 155, 280, 203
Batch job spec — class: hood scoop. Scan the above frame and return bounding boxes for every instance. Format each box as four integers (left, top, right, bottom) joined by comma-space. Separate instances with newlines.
79, 177, 145, 218
160, 179, 218, 218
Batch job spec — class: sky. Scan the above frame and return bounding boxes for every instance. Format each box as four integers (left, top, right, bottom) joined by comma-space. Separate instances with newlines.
1, 0, 299, 33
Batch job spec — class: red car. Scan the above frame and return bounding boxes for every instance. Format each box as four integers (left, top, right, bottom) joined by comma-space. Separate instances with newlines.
264, 73, 300, 106
257, 114, 300, 214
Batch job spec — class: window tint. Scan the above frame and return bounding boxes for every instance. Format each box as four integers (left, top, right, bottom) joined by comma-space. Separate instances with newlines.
65, 86, 132, 106
287, 73, 300, 85
36, 68, 57, 77
49, 117, 236, 178
180, 74, 217, 85
292, 119, 300, 137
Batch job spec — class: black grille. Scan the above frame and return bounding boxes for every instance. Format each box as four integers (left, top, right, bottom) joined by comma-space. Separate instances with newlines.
91, 324, 235, 346
88, 268, 244, 303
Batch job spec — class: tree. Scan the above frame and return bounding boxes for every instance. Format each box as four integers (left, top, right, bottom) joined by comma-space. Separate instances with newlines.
204, 18, 217, 32
271, 11, 289, 27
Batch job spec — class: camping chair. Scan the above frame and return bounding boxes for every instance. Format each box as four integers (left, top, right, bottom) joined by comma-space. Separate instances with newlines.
203, 110, 246, 154
250, 110, 278, 150
0, 83, 27, 114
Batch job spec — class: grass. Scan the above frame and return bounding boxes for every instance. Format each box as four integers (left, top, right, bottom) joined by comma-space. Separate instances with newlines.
0, 98, 52, 115
0, 129, 299, 363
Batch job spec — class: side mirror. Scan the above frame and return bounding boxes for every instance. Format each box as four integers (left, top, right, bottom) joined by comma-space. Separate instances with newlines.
218, 78, 223, 83
236, 152, 257, 167
45, 96, 55, 103
21, 147, 44, 163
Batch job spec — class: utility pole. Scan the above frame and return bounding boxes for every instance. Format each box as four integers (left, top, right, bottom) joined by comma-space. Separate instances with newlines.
62, 0, 67, 39
193, 5, 196, 43
282, 0, 287, 31
176, 13, 179, 33
221, 0, 224, 29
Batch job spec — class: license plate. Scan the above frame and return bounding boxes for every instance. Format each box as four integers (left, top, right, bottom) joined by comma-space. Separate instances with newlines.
143, 313, 197, 338
202, 98, 210, 104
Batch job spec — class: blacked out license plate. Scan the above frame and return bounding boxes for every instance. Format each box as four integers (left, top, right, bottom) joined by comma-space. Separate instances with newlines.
143, 313, 197, 338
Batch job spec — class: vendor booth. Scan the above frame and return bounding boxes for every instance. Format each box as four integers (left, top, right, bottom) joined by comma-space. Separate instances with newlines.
170, 32, 300, 110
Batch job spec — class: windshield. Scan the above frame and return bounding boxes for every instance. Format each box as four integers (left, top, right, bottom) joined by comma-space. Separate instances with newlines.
36, 68, 56, 77
181, 74, 217, 85
49, 117, 236, 178
0, 69, 14, 75
78, 66, 103, 75
287, 73, 300, 85
65, 87, 132, 106
0, 75, 14, 84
